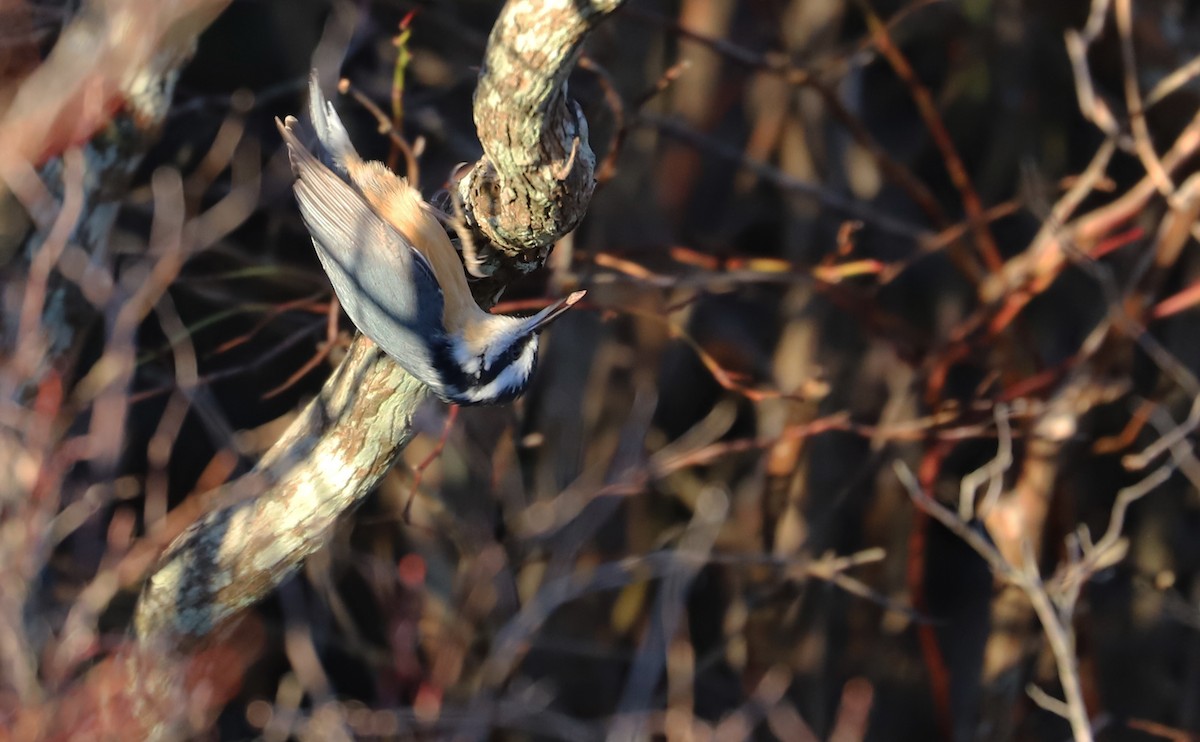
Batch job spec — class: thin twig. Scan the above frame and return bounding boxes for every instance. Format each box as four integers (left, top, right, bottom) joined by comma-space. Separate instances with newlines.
1115, 0, 1174, 197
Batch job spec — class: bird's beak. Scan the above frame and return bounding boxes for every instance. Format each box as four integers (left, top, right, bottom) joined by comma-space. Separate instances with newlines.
522, 290, 587, 333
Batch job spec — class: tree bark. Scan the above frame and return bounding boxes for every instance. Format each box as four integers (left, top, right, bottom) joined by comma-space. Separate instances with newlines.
133, 0, 625, 646
456, 0, 622, 276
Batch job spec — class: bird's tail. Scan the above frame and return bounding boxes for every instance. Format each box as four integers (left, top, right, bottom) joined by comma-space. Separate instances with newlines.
307, 70, 358, 176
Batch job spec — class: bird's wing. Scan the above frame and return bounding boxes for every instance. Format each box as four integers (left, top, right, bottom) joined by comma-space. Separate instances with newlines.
277, 115, 447, 388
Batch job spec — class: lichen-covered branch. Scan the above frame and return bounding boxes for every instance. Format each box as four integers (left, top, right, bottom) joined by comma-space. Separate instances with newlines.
133, 0, 623, 644
134, 340, 426, 642
456, 0, 626, 274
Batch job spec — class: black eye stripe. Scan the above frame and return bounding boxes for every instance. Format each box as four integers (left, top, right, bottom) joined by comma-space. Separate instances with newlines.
432, 334, 536, 395
483, 335, 533, 382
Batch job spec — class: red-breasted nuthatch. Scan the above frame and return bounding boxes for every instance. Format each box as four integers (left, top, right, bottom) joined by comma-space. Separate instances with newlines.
276, 73, 584, 405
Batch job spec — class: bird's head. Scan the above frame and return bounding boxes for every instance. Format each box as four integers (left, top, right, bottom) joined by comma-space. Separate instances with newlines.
434, 290, 585, 405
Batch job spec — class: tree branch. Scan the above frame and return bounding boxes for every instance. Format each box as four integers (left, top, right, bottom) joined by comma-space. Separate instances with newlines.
134, 0, 623, 645
134, 340, 426, 641
455, 0, 625, 277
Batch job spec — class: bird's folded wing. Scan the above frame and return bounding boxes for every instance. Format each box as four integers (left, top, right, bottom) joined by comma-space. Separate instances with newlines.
277, 115, 447, 382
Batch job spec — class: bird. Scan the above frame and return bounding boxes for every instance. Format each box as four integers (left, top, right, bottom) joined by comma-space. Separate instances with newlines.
276, 72, 584, 405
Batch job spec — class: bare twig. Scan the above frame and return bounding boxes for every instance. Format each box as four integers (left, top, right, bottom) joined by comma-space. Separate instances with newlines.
640, 113, 926, 240
959, 403, 1013, 521
1145, 53, 1200, 109
854, 0, 1003, 273
896, 455, 1172, 742
339, 77, 420, 184
1115, 0, 1174, 197
611, 487, 728, 739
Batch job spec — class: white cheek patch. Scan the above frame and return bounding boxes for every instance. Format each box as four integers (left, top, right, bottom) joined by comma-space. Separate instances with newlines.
455, 342, 537, 403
